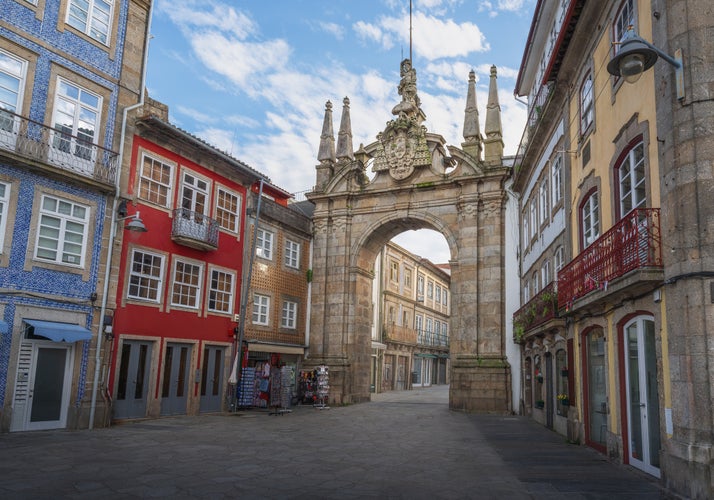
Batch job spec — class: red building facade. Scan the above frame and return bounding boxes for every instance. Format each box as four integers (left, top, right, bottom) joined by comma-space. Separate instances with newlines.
107, 107, 266, 419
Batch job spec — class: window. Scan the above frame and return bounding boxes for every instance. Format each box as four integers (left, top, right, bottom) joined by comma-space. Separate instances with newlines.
171, 260, 202, 309
613, 0, 636, 54
539, 179, 549, 224
256, 228, 273, 259
51, 78, 101, 163
522, 210, 530, 249
138, 154, 173, 207
404, 268, 412, 288
529, 198, 538, 239
35, 195, 89, 266
281, 300, 297, 329
216, 187, 241, 233
617, 140, 646, 218
435, 285, 442, 304
66, 0, 114, 45
0, 50, 27, 136
0, 182, 9, 251
415, 314, 423, 333
417, 274, 425, 295
181, 172, 209, 217
402, 311, 409, 327
531, 271, 540, 295
208, 269, 235, 314
541, 260, 551, 286
524, 280, 530, 302
252, 294, 270, 325
554, 246, 565, 273
284, 239, 300, 269
128, 249, 164, 302
442, 290, 448, 307
427, 280, 434, 298
390, 261, 399, 282
580, 73, 594, 134
551, 155, 563, 206
581, 190, 600, 248
426, 317, 433, 334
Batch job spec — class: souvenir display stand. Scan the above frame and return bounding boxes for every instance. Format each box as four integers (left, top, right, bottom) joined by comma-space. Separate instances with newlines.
314, 365, 329, 410
298, 365, 329, 409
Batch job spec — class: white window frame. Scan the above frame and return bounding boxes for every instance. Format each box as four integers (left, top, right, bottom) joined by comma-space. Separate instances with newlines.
582, 191, 600, 248
404, 268, 412, 288
207, 268, 235, 314
170, 259, 203, 309
0, 49, 27, 140
426, 317, 433, 334
618, 141, 646, 218
281, 300, 297, 329
389, 261, 399, 282
215, 186, 241, 233
427, 280, 434, 299
127, 249, 165, 302
180, 171, 210, 217
524, 280, 530, 302
252, 293, 270, 325
522, 210, 530, 249
551, 154, 563, 206
442, 290, 448, 307
613, 0, 636, 55
435, 285, 442, 304
138, 153, 174, 208
541, 260, 551, 286
417, 274, 425, 295
554, 246, 565, 274
284, 239, 300, 269
66, 0, 114, 45
0, 182, 9, 252
50, 78, 102, 170
539, 179, 549, 225
415, 314, 423, 333
256, 228, 273, 260
529, 198, 538, 239
34, 195, 89, 267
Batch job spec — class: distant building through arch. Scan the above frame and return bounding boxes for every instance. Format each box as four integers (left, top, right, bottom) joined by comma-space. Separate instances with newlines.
306, 62, 512, 412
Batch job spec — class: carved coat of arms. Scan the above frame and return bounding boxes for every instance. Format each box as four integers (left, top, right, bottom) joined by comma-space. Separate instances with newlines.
373, 118, 431, 180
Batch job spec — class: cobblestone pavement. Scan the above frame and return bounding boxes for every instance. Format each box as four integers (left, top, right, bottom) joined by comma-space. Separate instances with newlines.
0, 385, 669, 499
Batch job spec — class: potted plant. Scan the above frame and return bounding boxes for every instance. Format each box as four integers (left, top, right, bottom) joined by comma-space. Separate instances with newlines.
535, 400, 545, 409
557, 394, 570, 406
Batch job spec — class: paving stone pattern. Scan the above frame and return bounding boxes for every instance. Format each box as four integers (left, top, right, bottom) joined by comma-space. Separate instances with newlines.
0, 386, 668, 499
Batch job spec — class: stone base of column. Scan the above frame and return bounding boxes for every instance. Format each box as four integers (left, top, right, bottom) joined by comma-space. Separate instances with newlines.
449, 356, 511, 413
302, 356, 371, 406
661, 439, 713, 499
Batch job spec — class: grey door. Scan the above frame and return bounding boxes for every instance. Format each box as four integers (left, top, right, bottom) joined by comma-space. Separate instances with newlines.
200, 345, 224, 413
161, 343, 192, 416
545, 353, 554, 429
114, 340, 152, 419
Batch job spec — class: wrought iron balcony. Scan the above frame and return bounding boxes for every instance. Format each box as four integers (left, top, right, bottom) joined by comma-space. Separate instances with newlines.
512, 281, 559, 342
0, 109, 117, 185
558, 208, 662, 310
171, 208, 219, 250
417, 328, 449, 348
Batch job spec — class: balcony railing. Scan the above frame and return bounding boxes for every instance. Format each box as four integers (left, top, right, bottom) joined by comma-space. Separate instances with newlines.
558, 208, 662, 310
514, 81, 554, 166
171, 208, 219, 250
417, 329, 449, 348
0, 109, 117, 185
513, 281, 559, 341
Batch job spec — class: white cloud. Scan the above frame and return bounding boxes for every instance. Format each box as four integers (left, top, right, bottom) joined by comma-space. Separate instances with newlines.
317, 21, 345, 40
354, 21, 394, 50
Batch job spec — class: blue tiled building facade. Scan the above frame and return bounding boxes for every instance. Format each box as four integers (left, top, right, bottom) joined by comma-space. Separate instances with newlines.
0, 0, 148, 431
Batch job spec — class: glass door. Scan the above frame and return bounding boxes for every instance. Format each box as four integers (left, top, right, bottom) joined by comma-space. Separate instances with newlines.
625, 317, 661, 477
26, 344, 72, 430
586, 328, 607, 450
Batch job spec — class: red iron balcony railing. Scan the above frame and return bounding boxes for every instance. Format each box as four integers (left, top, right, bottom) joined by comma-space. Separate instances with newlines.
0, 109, 118, 184
558, 208, 662, 310
513, 281, 559, 341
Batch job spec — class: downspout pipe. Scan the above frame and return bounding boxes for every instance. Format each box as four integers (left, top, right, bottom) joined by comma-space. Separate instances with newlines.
233, 179, 265, 407
89, 0, 154, 429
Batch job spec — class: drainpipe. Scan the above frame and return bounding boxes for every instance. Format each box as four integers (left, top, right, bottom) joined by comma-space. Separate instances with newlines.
89, 0, 154, 429
232, 179, 265, 408
305, 237, 313, 356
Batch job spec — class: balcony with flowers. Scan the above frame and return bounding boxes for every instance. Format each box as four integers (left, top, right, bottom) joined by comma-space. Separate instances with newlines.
513, 281, 561, 343
0, 109, 117, 186
558, 208, 663, 315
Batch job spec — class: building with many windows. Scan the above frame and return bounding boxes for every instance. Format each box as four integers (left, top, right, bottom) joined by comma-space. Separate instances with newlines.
0, 0, 150, 431
106, 97, 267, 419
511, 1, 714, 494
372, 241, 450, 394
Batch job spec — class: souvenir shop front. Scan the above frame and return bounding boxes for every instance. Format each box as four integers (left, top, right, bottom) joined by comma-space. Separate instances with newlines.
236, 342, 304, 410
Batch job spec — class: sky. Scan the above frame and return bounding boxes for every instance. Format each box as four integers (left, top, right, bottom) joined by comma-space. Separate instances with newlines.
145, 0, 536, 263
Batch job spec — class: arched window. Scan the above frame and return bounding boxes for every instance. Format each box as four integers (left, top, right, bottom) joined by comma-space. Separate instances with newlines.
616, 139, 646, 218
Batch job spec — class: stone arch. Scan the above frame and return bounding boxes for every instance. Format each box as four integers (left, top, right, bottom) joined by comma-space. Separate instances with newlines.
306, 62, 512, 412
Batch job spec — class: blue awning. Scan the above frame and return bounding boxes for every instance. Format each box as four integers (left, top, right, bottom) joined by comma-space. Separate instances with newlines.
25, 320, 92, 342
0, 320, 8, 334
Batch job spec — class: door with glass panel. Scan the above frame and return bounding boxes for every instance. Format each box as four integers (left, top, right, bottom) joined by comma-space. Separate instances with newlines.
624, 317, 661, 477
585, 328, 607, 450
0, 49, 26, 149
178, 172, 209, 238
21, 343, 73, 431
114, 340, 153, 419
199, 345, 224, 413
161, 343, 192, 416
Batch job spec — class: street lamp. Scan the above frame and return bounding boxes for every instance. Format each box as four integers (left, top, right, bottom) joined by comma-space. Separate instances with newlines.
607, 26, 684, 99
116, 200, 148, 232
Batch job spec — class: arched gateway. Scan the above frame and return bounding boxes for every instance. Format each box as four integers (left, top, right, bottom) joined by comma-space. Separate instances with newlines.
305, 61, 511, 412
